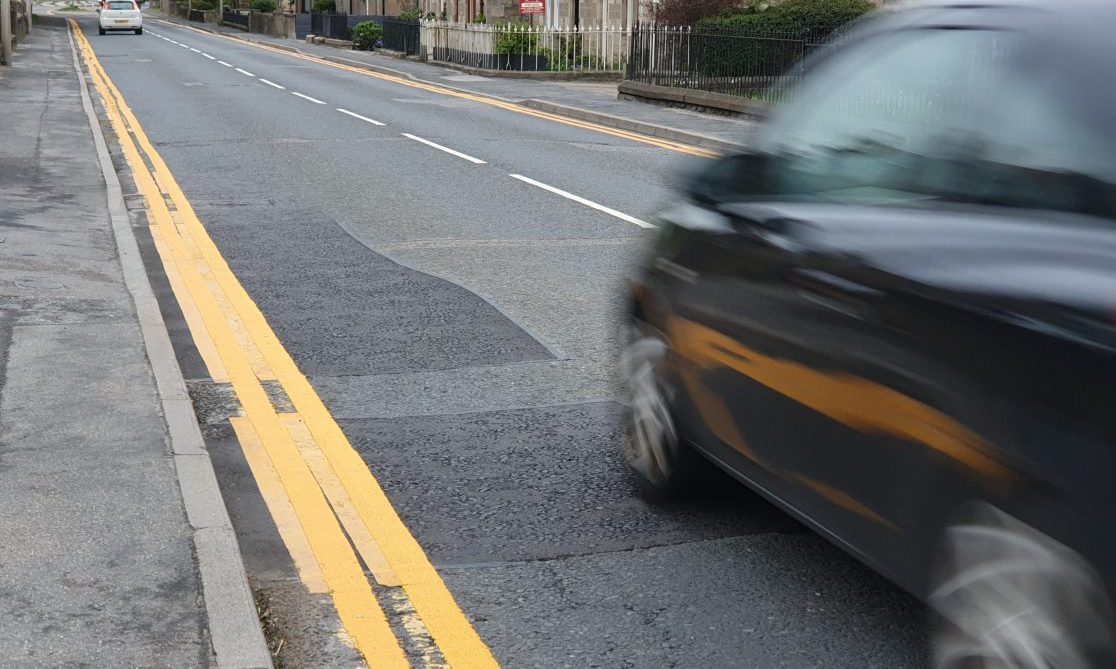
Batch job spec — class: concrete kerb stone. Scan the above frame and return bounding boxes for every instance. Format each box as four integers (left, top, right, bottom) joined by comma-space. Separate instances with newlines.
69, 23, 273, 669
518, 98, 748, 154
618, 79, 771, 121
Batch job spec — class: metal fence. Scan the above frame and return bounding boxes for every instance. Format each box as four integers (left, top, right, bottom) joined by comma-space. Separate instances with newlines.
188, 8, 206, 21
626, 25, 838, 101
222, 7, 249, 29
382, 18, 419, 55
419, 21, 628, 72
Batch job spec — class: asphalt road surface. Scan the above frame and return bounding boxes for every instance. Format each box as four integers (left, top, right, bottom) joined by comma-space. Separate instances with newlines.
82, 16, 927, 668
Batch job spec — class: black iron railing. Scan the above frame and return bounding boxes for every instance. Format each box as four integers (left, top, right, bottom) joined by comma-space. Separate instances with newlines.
222, 7, 249, 29
626, 24, 838, 102
188, 7, 206, 21
382, 18, 418, 54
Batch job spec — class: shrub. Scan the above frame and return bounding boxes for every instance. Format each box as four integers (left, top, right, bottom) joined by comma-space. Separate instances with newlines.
473, 12, 485, 23
249, 0, 275, 12
311, 0, 334, 13
696, 0, 874, 33
351, 20, 383, 50
494, 24, 538, 54
689, 0, 874, 82
644, 0, 743, 26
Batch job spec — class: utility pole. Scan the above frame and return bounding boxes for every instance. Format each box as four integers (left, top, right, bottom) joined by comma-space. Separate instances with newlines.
1, 0, 12, 66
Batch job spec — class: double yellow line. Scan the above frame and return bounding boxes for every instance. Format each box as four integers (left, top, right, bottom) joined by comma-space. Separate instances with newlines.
71, 20, 499, 669
160, 20, 721, 159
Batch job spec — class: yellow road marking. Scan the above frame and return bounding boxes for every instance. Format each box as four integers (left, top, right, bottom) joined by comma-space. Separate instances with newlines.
74, 19, 501, 668
282, 415, 401, 588
152, 225, 231, 383
231, 416, 329, 594
74, 22, 414, 669
157, 19, 720, 159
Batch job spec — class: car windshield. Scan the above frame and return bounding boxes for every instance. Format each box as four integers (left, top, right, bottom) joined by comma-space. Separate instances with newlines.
747, 26, 1116, 220
107, 2, 134, 9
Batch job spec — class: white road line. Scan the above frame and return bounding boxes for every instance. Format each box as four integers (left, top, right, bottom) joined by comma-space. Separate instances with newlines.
259, 78, 286, 90
401, 133, 485, 164
179, 43, 190, 49
235, 67, 255, 77
509, 174, 654, 228
217, 60, 232, 67
336, 108, 385, 126
201, 53, 215, 60
189, 47, 201, 53
291, 91, 326, 104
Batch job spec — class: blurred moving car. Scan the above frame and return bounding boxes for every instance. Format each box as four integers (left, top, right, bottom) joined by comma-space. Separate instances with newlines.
98, 0, 142, 35
622, 1, 1116, 666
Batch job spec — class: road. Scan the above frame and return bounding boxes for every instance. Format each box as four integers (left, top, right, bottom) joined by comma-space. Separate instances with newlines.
80, 16, 926, 668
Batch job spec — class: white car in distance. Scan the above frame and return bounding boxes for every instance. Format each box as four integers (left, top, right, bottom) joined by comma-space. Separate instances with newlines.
98, 0, 143, 35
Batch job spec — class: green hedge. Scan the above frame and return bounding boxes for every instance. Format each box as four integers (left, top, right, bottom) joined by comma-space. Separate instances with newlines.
311, 0, 334, 13
249, 0, 275, 12
695, 0, 874, 34
690, 0, 874, 80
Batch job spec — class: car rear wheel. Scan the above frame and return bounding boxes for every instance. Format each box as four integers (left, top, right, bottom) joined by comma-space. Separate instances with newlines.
621, 323, 706, 501
135, 27, 142, 34
930, 503, 1116, 669
98, 26, 106, 35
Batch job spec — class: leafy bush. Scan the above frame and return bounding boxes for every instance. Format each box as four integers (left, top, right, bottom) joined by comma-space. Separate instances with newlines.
398, 4, 421, 20
311, 0, 334, 13
494, 24, 538, 54
689, 0, 873, 82
545, 32, 580, 71
192, 0, 217, 11
646, 0, 743, 26
249, 0, 275, 12
473, 12, 485, 23
696, 0, 874, 33
351, 20, 383, 50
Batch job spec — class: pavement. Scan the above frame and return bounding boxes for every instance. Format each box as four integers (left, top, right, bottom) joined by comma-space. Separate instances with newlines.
0, 16, 269, 668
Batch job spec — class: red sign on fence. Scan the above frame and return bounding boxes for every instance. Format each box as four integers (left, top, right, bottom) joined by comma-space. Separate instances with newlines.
518, 0, 544, 15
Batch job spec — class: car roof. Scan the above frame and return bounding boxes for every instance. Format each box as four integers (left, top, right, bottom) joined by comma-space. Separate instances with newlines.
884, 0, 1116, 20
844, 0, 1116, 47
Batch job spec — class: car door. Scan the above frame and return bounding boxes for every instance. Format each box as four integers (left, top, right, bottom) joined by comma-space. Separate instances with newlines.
668, 19, 1053, 577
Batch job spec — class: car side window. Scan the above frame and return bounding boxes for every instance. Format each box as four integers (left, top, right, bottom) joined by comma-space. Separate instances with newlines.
754, 28, 1116, 219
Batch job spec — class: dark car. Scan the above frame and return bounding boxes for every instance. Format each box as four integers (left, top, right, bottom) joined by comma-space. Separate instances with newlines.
622, 1, 1116, 666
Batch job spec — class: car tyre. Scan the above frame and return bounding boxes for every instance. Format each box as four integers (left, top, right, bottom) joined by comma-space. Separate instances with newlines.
929, 502, 1116, 669
135, 27, 142, 34
621, 322, 708, 502
98, 26, 106, 35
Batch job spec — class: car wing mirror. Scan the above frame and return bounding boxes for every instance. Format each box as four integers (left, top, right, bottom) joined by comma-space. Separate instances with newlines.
682, 152, 772, 205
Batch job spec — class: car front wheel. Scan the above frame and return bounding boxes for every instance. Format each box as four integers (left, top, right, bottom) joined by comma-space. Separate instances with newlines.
621, 322, 706, 501
930, 503, 1116, 669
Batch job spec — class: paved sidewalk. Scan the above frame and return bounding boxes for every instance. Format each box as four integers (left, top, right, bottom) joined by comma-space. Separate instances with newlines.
0, 17, 268, 668
153, 15, 756, 151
